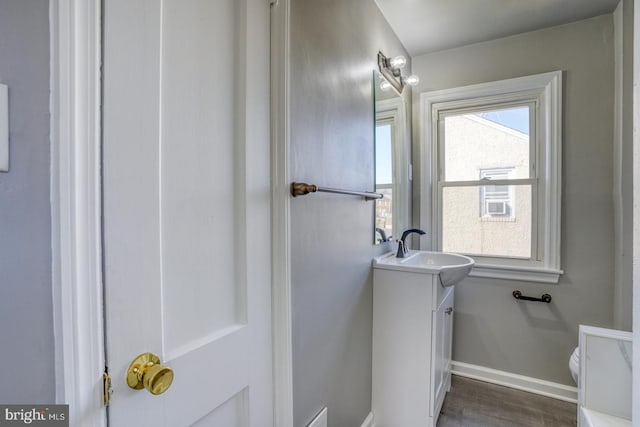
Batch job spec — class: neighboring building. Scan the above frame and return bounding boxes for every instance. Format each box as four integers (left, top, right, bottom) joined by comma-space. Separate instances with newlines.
442, 113, 531, 258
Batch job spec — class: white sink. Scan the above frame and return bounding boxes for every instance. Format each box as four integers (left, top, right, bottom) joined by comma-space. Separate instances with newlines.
373, 250, 474, 287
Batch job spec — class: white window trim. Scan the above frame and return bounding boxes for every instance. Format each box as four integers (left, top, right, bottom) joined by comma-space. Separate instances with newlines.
419, 71, 563, 283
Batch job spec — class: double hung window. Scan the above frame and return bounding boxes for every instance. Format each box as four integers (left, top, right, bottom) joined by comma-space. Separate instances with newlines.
420, 72, 563, 283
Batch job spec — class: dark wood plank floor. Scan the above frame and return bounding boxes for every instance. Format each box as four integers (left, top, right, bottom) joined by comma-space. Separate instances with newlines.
437, 376, 577, 427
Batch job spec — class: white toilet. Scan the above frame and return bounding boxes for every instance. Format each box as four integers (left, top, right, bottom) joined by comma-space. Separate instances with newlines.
568, 346, 579, 385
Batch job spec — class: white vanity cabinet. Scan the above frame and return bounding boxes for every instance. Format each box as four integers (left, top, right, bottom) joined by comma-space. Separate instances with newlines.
432, 287, 454, 413
372, 268, 455, 427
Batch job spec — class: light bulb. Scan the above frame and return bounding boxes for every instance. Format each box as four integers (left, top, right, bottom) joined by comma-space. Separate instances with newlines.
389, 56, 406, 69
379, 80, 392, 91
403, 75, 419, 86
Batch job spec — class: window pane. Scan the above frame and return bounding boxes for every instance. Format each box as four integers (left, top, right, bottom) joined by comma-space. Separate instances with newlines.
443, 106, 530, 181
376, 124, 393, 185
474, 107, 529, 134
442, 184, 532, 258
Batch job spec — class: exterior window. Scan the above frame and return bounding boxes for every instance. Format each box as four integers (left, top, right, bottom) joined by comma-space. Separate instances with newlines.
480, 168, 515, 218
420, 71, 563, 283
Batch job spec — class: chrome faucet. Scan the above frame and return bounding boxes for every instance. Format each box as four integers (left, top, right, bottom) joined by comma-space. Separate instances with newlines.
396, 228, 426, 258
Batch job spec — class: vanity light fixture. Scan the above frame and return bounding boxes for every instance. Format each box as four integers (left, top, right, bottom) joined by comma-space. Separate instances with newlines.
379, 79, 393, 91
388, 55, 407, 69
378, 51, 419, 94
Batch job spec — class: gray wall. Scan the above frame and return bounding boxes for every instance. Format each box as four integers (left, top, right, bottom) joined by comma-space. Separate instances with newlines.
411, 15, 615, 385
289, 0, 408, 425
0, 0, 54, 403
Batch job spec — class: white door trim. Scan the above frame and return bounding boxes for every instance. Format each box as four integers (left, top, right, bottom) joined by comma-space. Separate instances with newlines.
50, 0, 105, 426
270, 0, 294, 426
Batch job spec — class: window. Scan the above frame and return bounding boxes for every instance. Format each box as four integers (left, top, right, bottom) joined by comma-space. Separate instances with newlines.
479, 168, 515, 218
420, 72, 563, 283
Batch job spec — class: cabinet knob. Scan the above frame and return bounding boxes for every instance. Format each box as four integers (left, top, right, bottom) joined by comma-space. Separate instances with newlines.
445, 307, 453, 315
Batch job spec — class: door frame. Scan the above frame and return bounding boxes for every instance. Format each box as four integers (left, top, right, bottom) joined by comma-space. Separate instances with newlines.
50, 0, 105, 426
270, 0, 295, 426
50, 0, 294, 426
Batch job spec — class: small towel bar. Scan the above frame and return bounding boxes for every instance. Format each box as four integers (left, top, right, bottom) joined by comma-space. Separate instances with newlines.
290, 182, 383, 201
512, 290, 552, 303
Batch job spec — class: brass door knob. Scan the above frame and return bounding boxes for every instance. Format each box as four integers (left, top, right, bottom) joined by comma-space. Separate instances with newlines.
126, 352, 174, 395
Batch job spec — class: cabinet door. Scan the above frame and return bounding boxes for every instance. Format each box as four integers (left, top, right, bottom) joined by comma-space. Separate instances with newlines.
431, 287, 454, 417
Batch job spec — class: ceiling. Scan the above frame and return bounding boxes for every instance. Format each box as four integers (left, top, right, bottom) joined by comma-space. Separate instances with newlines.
375, 0, 621, 56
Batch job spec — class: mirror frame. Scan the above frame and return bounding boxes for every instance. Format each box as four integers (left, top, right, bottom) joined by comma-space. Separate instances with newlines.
374, 72, 411, 244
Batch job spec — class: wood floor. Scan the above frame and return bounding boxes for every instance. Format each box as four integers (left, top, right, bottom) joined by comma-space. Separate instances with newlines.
437, 376, 577, 427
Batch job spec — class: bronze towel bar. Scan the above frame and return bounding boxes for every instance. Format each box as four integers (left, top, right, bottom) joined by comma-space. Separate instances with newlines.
512, 290, 552, 303
290, 182, 383, 201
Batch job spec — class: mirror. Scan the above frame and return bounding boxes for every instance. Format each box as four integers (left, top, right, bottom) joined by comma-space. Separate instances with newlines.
374, 72, 410, 244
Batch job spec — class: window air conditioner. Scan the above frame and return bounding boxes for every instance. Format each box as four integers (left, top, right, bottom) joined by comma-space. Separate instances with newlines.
486, 200, 507, 215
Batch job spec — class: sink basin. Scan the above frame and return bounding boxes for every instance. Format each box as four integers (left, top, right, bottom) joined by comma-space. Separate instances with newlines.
373, 250, 474, 287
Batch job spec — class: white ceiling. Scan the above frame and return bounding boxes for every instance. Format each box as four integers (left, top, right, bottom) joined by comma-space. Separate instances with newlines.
375, 0, 621, 56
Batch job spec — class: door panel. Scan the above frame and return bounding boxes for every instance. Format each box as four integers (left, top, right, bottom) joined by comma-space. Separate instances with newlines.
102, 0, 272, 425
160, 0, 244, 353
191, 389, 249, 427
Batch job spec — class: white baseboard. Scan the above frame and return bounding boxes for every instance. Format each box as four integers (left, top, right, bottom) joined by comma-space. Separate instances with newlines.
451, 361, 578, 403
360, 412, 374, 427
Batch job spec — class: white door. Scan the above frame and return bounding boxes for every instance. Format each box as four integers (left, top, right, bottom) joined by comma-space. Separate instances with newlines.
102, 0, 272, 425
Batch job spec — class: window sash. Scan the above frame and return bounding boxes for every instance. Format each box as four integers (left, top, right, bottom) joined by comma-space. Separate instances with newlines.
436, 100, 539, 261
438, 101, 537, 183
437, 181, 539, 260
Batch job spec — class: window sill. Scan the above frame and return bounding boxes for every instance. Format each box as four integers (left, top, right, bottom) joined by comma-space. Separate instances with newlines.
479, 216, 517, 223
468, 263, 563, 284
